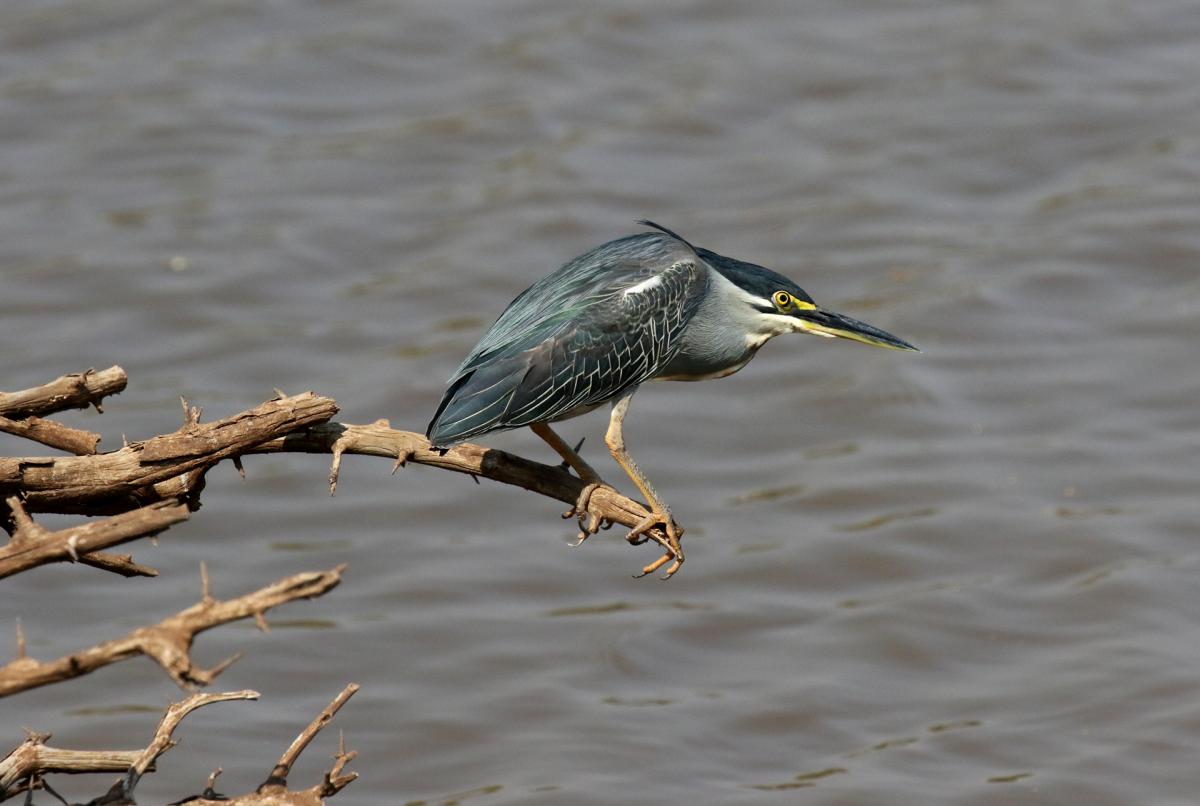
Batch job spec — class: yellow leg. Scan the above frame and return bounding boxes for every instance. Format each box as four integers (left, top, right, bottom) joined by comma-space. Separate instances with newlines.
530, 422, 609, 544
530, 422, 601, 482
604, 393, 685, 578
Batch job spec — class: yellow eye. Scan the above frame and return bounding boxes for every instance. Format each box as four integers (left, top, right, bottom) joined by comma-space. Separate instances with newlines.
773, 291, 791, 308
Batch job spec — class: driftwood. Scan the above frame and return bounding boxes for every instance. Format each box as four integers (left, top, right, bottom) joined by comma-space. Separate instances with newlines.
0, 564, 344, 697
0, 738, 143, 799
1, 370, 364, 802
0, 687, 358, 804
2, 389, 672, 574
0, 366, 128, 455
0, 691, 255, 802
0, 364, 687, 803
0, 391, 339, 519
0, 366, 128, 419
0, 498, 187, 580
252, 420, 674, 565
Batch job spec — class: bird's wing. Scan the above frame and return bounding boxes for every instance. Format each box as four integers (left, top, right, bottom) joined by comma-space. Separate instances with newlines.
427, 250, 709, 445
453, 232, 698, 376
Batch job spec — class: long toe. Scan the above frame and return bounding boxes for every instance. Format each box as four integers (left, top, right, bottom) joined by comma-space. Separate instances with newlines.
626, 510, 686, 579
562, 482, 612, 546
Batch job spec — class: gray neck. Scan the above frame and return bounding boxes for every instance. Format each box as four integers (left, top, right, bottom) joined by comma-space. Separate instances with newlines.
655, 268, 774, 381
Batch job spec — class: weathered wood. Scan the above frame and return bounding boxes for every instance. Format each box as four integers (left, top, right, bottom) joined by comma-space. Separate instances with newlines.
0, 414, 101, 455
1, 688, 358, 805
257, 684, 360, 800
0, 366, 127, 419
0, 392, 339, 515
0, 497, 187, 579
117, 690, 261, 802
250, 420, 673, 557
0, 735, 143, 798
0, 565, 344, 697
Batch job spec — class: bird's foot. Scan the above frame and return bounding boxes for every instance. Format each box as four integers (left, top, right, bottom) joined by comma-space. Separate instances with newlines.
628, 511, 685, 580
561, 481, 615, 546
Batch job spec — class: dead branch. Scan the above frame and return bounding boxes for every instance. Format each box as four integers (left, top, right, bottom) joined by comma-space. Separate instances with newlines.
0, 734, 143, 800
0, 691, 256, 801
0, 565, 344, 698
0, 366, 127, 457
238, 683, 362, 804
1, 377, 665, 564
250, 420, 670, 551
264, 684, 359, 789
0, 392, 339, 516
0, 498, 187, 580
0, 414, 102, 456
175, 687, 359, 806
1, 688, 358, 805
0, 366, 127, 420
117, 690, 261, 802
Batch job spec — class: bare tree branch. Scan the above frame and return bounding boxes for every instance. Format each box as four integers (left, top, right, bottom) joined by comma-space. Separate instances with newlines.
0, 414, 102, 456
0, 734, 143, 800
180, 686, 359, 806
250, 420, 671, 553
0, 565, 345, 697
1, 688, 359, 805
263, 684, 360, 790
0, 392, 339, 516
0, 498, 187, 580
0, 366, 127, 419
120, 690, 261, 799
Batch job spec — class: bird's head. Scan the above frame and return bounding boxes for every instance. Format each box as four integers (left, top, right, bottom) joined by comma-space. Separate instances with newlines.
700, 248, 919, 353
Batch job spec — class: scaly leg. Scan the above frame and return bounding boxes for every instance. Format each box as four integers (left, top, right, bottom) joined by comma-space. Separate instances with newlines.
530, 422, 612, 544
604, 392, 685, 579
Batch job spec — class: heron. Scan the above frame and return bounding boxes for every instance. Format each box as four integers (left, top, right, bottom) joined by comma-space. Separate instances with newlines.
427, 222, 917, 578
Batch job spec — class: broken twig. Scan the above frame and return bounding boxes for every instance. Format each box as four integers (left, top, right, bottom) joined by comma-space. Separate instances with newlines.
0, 565, 344, 697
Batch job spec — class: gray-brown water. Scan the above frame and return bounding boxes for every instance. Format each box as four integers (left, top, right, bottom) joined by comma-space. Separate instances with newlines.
4, 2, 1200, 804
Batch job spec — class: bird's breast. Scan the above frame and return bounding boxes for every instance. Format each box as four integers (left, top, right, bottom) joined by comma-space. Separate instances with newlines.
654, 347, 757, 382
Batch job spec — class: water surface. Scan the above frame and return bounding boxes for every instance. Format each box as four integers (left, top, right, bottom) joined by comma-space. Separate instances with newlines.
3, 2, 1200, 803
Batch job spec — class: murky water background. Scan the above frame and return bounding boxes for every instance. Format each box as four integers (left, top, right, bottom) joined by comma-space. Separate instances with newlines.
4, 1, 1200, 803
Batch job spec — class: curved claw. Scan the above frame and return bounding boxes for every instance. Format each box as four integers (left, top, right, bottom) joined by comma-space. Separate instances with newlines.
562, 482, 608, 547
626, 511, 685, 580
633, 550, 684, 580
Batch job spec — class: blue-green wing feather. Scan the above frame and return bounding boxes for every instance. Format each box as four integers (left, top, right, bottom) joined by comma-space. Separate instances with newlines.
427, 232, 707, 446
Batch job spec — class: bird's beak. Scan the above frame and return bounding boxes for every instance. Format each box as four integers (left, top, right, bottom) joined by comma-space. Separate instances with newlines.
793, 307, 919, 352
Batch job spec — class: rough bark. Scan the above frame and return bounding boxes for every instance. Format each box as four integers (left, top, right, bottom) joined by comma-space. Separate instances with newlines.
0, 366, 128, 456
0, 364, 694, 802
0, 738, 143, 797
0, 497, 187, 580
0, 392, 339, 517
0, 366, 128, 420
0, 687, 358, 805
0, 565, 344, 697
250, 420, 670, 553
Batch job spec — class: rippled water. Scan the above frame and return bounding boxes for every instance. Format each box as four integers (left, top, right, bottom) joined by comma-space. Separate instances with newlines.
4, 2, 1200, 803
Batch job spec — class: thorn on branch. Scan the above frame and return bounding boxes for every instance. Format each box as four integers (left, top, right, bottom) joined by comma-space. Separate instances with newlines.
328, 440, 347, 496
179, 396, 203, 428
119, 690, 260, 801
202, 767, 224, 799
6, 497, 44, 541
186, 651, 244, 688
260, 683, 360, 795
390, 448, 413, 475
0, 565, 344, 696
